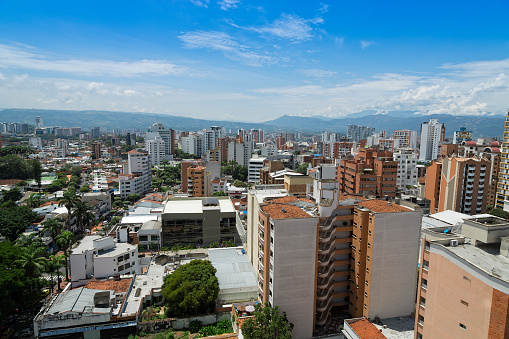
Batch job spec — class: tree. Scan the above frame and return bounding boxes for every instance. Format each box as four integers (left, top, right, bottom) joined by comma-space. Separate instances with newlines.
212, 191, 227, 197
1, 187, 22, 203
0, 205, 38, 241
15, 233, 44, 250
46, 255, 66, 292
486, 204, 509, 219
73, 200, 95, 235
42, 217, 63, 251
126, 193, 141, 205
59, 189, 81, 230
80, 185, 90, 193
296, 162, 310, 175
31, 159, 43, 191
162, 259, 219, 317
26, 193, 44, 208
56, 231, 76, 281
241, 303, 294, 339
221, 161, 248, 182
15, 245, 47, 315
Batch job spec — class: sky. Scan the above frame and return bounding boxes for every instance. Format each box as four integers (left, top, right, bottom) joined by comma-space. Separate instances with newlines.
0, 0, 509, 122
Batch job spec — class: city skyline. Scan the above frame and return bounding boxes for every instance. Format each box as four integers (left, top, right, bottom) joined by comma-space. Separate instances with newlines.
1, 1, 509, 122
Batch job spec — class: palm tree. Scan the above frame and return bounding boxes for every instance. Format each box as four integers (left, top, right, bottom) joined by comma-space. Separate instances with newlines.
73, 200, 95, 236
15, 233, 45, 249
46, 255, 66, 293
59, 189, 81, 231
26, 194, 43, 208
15, 246, 46, 315
42, 217, 62, 253
56, 231, 76, 282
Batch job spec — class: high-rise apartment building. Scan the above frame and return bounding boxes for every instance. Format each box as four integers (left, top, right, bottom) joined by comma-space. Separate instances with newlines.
415, 215, 509, 339
419, 119, 445, 161
496, 110, 509, 209
227, 138, 252, 166
92, 142, 101, 159
453, 126, 473, 144
394, 148, 419, 194
125, 132, 136, 146
347, 125, 375, 142
425, 156, 490, 215
337, 148, 398, 199
146, 136, 165, 166
394, 130, 418, 150
91, 126, 100, 139
181, 133, 204, 157
35, 116, 43, 128
119, 150, 150, 198
148, 123, 175, 157
55, 138, 68, 157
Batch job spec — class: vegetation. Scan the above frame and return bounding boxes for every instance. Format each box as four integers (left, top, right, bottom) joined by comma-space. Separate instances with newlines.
241, 303, 294, 339
296, 162, 310, 175
58, 189, 80, 229
56, 231, 76, 281
127, 193, 142, 204
162, 260, 219, 318
0, 154, 41, 180
0, 205, 38, 241
212, 191, 227, 196
152, 163, 181, 190
175, 148, 200, 160
196, 319, 233, 336
487, 204, 509, 219
221, 161, 248, 182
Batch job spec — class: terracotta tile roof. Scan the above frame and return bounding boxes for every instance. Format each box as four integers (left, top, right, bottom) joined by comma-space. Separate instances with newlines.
356, 199, 412, 213
0, 179, 23, 185
84, 278, 133, 293
267, 196, 315, 204
348, 318, 387, 339
261, 203, 312, 219
338, 193, 366, 202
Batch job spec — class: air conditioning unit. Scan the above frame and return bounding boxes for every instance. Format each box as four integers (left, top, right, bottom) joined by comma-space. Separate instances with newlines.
450, 239, 459, 247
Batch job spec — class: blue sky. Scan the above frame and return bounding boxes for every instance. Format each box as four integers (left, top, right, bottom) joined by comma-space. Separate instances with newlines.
0, 0, 508, 122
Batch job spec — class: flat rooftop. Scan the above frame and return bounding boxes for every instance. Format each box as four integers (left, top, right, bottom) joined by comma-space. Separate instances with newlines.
261, 203, 313, 219
209, 247, 257, 291
163, 198, 235, 214
72, 235, 103, 254
443, 243, 509, 282
47, 287, 112, 315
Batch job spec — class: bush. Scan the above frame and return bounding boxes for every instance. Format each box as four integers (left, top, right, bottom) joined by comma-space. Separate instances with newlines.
189, 320, 203, 333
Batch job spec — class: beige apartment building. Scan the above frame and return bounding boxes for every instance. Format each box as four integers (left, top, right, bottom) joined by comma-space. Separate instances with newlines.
246, 179, 422, 337
415, 215, 509, 339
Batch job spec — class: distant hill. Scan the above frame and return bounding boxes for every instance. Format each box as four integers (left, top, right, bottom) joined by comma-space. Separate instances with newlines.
0, 108, 505, 138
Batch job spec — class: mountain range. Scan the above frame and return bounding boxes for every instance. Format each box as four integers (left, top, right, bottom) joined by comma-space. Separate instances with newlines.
0, 108, 505, 138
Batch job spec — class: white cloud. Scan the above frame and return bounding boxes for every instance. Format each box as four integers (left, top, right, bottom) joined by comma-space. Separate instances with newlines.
300, 68, 336, 78
218, 0, 240, 10
178, 30, 278, 66
189, 0, 209, 8
0, 44, 192, 77
231, 13, 324, 42
440, 58, 509, 78
318, 4, 329, 14
360, 40, 375, 49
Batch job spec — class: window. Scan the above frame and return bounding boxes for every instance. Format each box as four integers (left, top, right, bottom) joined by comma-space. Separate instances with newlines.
461, 300, 469, 307
459, 323, 466, 330
418, 315, 424, 326
420, 297, 426, 308
367, 256, 370, 261
365, 280, 368, 286
364, 292, 368, 297
421, 278, 427, 290
424, 241, 431, 251
423, 260, 429, 270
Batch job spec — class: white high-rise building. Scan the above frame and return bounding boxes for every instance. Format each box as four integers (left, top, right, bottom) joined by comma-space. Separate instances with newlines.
394, 148, 419, 194
419, 119, 445, 161
35, 116, 43, 128
119, 151, 151, 198
147, 123, 174, 158
496, 110, 509, 209
146, 136, 165, 166
54, 138, 67, 157
394, 130, 418, 150
29, 137, 42, 150
227, 139, 252, 166
181, 133, 204, 157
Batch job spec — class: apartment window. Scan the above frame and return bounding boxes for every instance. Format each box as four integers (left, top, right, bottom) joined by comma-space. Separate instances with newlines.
364, 292, 368, 297
365, 280, 369, 286
424, 241, 431, 251
459, 323, 466, 330
357, 273, 360, 278
420, 297, 426, 308
367, 256, 370, 261
358, 250, 361, 254
366, 268, 369, 273
364, 304, 367, 309
352, 234, 357, 239
358, 261, 361, 266
368, 231, 371, 236
421, 278, 428, 290
418, 315, 424, 326
463, 275, 471, 282
367, 243, 371, 248
461, 300, 469, 307
423, 260, 429, 271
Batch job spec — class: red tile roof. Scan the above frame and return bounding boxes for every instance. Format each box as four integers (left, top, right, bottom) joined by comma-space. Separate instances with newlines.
84, 278, 132, 293
261, 203, 312, 219
348, 318, 387, 339
338, 193, 366, 202
267, 196, 315, 204
357, 199, 412, 213
0, 179, 23, 185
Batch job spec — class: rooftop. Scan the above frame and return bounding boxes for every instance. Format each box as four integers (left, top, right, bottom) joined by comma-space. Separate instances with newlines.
261, 203, 312, 219
357, 200, 412, 213
46, 287, 112, 315
267, 196, 315, 204
163, 197, 235, 214
84, 278, 133, 294
442, 242, 509, 283
209, 247, 257, 291
346, 318, 387, 339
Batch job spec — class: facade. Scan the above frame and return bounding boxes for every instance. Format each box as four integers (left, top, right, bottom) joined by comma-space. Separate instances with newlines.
91, 126, 100, 139
148, 122, 175, 157
181, 133, 204, 157
92, 142, 101, 159
119, 150, 150, 199
425, 156, 490, 215
348, 125, 375, 142
227, 139, 252, 166
496, 110, 509, 209
453, 126, 473, 144
146, 136, 165, 166
394, 130, 418, 150
69, 235, 139, 283
419, 119, 446, 161
161, 197, 239, 247
337, 148, 398, 199
415, 215, 509, 339
55, 138, 68, 157
248, 157, 266, 183
283, 174, 313, 196
394, 148, 419, 194
35, 115, 43, 128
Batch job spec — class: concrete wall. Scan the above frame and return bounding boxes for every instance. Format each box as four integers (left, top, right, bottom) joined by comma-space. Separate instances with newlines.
368, 211, 421, 320
272, 217, 318, 339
